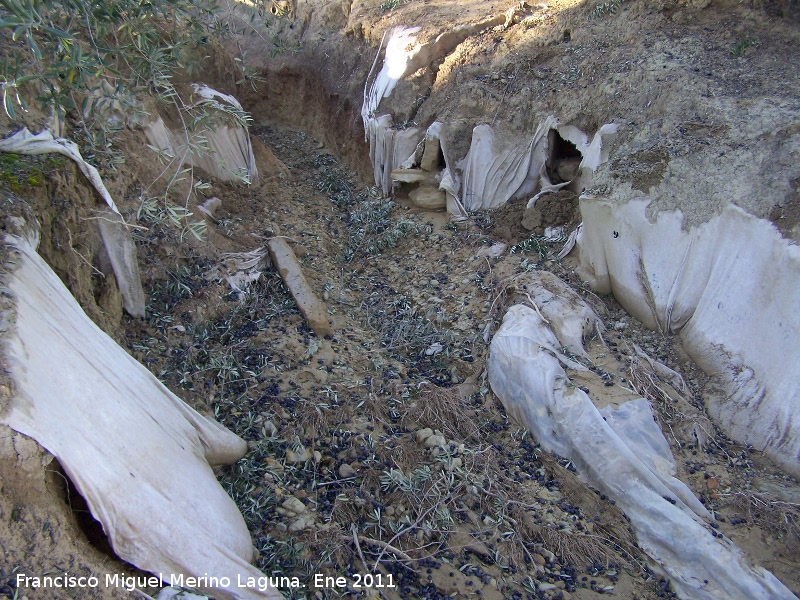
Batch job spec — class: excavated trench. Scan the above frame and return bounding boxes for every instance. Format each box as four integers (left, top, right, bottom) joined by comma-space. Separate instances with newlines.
2, 6, 800, 599
222, 46, 800, 600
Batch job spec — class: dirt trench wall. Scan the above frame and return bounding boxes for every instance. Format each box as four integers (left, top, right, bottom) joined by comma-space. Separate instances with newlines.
257, 0, 800, 476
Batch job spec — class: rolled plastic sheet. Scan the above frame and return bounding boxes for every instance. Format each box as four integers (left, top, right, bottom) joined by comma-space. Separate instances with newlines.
489, 303, 797, 600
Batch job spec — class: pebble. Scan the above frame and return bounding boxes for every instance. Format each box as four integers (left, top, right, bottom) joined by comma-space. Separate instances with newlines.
281, 496, 307, 515
416, 428, 434, 443
286, 447, 312, 463
338, 463, 357, 478
424, 434, 447, 449
538, 582, 557, 591
288, 514, 316, 532
264, 457, 284, 475
261, 420, 278, 437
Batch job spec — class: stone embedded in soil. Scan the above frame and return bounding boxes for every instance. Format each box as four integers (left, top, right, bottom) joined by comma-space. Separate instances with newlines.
197, 196, 222, 219
409, 185, 447, 210
281, 496, 307, 515
286, 447, 312, 463
424, 434, 447, 448
420, 137, 441, 172
287, 514, 316, 532
416, 428, 434, 443
338, 463, 356, 478
261, 420, 278, 437
390, 168, 437, 184
267, 237, 333, 337
265, 457, 284, 475
477, 242, 508, 258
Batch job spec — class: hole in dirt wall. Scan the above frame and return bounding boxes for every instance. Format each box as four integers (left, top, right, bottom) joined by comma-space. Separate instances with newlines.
546, 129, 582, 192
47, 459, 116, 558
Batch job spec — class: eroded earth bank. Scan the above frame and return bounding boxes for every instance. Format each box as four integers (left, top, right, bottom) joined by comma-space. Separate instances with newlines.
0, 0, 799, 599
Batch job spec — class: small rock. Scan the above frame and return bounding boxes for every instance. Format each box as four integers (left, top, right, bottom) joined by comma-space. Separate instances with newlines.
281, 496, 307, 515
409, 185, 446, 210
263, 222, 281, 237
538, 582, 557, 592
339, 463, 357, 478
197, 196, 222, 219
416, 428, 434, 443
313, 450, 323, 464
706, 477, 719, 491
532, 553, 547, 566
424, 434, 447, 449
288, 514, 316, 532
293, 244, 308, 258
264, 457, 284, 475
476, 242, 508, 258
261, 420, 278, 437
286, 447, 313, 463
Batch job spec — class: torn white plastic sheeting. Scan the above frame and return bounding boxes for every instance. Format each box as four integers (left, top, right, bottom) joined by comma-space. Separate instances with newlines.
488, 304, 797, 600
576, 198, 800, 477
460, 120, 619, 212
362, 27, 421, 126
460, 120, 552, 211
0, 128, 120, 214
0, 129, 146, 318
511, 271, 602, 359
367, 115, 423, 196
143, 85, 258, 184
0, 234, 282, 600
96, 208, 146, 318
555, 123, 618, 173
214, 247, 270, 299
362, 20, 504, 127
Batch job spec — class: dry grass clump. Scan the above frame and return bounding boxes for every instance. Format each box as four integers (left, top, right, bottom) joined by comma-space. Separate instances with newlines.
728, 492, 800, 552
538, 454, 641, 568
400, 387, 482, 442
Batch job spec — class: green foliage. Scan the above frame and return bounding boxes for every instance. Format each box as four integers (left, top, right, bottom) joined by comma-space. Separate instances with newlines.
731, 37, 756, 57
379, 0, 405, 12
0, 0, 220, 122
341, 195, 425, 261
510, 235, 550, 260
587, 0, 626, 20
0, 151, 62, 191
0, 0, 258, 240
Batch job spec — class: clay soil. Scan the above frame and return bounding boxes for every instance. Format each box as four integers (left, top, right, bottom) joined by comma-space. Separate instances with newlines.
1, 0, 800, 599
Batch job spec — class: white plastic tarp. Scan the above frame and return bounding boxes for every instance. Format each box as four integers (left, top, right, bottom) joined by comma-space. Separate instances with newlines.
0, 232, 282, 600
575, 197, 800, 477
96, 208, 146, 318
460, 120, 552, 211
143, 84, 259, 184
0, 128, 146, 318
489, 303, 796, 600
0, 127, 120, 213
